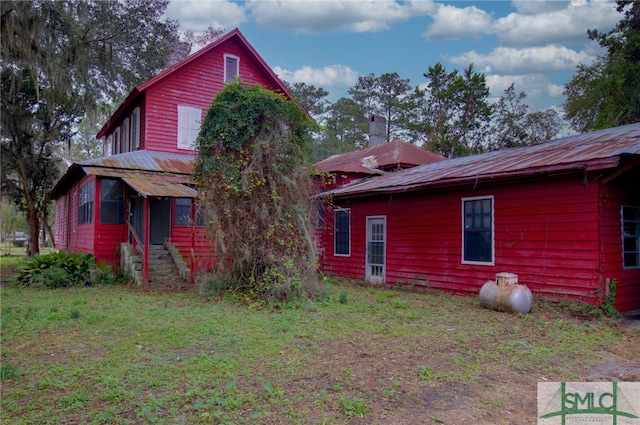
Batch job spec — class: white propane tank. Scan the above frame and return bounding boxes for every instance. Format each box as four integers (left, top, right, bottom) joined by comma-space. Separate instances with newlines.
479, 272, 533, 313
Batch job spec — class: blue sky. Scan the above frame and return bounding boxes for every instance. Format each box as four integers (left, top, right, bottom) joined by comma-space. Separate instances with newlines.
164, 0, 622, 111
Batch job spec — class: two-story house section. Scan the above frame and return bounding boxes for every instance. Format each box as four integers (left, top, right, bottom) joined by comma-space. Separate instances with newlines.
50, 28, 292, 286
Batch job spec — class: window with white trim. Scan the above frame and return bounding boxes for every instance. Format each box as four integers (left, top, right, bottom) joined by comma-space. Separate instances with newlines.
224, 54, 239, 83
334, 208, 350, 256
131, 107, 140, 150
112, 127, 121, 155
123, 118, 130, 152
177, 105, 202, 150
622, 205, 640, 269
106, 135, 112, 156
462, 196, 494, 264
78, 181, 95, 225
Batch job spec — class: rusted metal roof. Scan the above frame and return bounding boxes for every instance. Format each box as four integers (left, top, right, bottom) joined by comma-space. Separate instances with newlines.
314, 140, 445, 175
50, 150, 197, 199
122, 176, 197, 198
328, 123, 640, 199
78, 150, 195, 174
80, 167, 197, 198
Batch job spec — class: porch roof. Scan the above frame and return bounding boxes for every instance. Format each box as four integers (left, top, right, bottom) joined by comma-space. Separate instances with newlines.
82, 167, 198, 198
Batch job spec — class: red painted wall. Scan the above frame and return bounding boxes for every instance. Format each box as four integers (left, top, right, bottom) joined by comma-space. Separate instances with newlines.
598, 181, 640, 312
320, 172, 639, 312
63, 175, 97, 256
143, 38, 281, 154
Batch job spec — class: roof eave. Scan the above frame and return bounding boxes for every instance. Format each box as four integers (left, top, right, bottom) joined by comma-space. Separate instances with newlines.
327, 157, 622, 201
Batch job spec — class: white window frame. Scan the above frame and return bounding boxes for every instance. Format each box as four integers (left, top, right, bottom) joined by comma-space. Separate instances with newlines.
224, 54, 240, 83
131, 107, 140, 150
106, 135, 113, 157
112, 127, 121, 155
461, 196, 495, 266
177, 105, 202, 150
622, 205, 640, 269
123, 118, 130, 153
334, 208, 351, 257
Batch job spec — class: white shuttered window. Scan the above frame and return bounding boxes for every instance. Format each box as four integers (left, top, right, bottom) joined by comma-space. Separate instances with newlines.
177, 105, 202, 150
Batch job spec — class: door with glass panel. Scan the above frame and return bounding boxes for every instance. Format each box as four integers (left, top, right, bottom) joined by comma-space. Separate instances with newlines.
366, 216, 386, 283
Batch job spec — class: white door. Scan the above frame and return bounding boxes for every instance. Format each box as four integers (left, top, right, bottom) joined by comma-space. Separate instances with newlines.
366, 216, 386, 283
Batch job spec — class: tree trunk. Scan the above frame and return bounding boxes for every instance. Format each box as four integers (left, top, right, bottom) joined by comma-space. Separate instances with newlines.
26, 199, 40, 257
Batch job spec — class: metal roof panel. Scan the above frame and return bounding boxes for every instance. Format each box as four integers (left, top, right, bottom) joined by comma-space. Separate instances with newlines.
328, 124, 640, 198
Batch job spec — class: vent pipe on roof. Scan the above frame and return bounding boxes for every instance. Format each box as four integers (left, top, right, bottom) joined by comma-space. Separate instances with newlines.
369, 114, 386, 147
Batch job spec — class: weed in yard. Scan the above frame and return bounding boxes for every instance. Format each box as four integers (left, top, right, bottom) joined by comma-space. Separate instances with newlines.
23, 304, 38, 320
376, 290, 397, 303
339, 395, 369, 418
394, 299, 409, 309
1, 362, 20, 380
69, 309, 81, 319
417, 365, 434, 382
60, 390, 91, 412
339, 291, 348, 304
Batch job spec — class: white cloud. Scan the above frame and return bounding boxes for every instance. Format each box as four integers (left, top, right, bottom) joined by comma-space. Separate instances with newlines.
492, 0, 620, 47
510, 0, 570, 15
445, 45, 595, 74
165, 0, 248, 32
273, 64, 359, 88
247, 0, 435, 34
484, 74, 566, 110
422, 4, 493, 40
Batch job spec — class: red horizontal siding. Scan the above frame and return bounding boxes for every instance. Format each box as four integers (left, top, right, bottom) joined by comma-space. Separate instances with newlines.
598, 180, 640, 312
171, 226, 216, 275
321, 174, 609, 307
144, 38, 281, 154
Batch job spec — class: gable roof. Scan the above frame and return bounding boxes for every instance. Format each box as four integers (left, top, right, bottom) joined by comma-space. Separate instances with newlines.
50, 150, 196, 199
314, 140, 445, 175
327, 123, 640, 199
96, 28, 291, 139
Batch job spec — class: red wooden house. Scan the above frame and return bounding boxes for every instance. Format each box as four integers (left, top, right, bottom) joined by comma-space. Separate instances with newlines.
51, 28, 292, 285
318, 124, 640, 312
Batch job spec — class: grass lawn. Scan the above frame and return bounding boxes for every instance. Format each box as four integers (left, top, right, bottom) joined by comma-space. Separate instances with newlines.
1, 258, 639, 424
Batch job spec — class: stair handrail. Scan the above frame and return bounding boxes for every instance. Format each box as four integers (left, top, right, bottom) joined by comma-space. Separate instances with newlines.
126, 219, 144, 256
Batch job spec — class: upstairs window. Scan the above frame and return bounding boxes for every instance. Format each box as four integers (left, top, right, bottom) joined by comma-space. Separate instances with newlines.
224, 54, 239, 83
123, 118, 130, 152
623, 205, 640, 269
131, 107, 140, 150
100, 179, 125, 224
177, 105, 202, 150
334, 209, 350, 256
462, 196, 494, 264
78, 181, 95, 225
106, 135, 113, 156
112, 127, 121, 155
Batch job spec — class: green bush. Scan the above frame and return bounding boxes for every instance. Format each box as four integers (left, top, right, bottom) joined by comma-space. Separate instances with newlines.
15, 251, 95, 288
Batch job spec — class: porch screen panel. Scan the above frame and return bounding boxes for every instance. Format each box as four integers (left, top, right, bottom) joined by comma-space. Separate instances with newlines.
100, 179, 125, 224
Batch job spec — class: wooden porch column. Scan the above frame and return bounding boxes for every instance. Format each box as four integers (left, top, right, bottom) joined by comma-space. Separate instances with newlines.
143, 196, 150, 286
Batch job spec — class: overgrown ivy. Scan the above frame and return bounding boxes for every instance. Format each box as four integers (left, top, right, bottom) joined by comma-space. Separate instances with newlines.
194, 83, 321, 303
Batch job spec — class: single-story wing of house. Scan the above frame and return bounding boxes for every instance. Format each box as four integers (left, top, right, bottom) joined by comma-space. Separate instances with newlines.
317, 123, 640, 312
